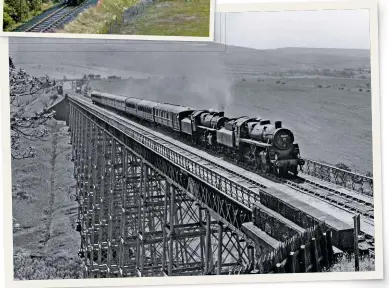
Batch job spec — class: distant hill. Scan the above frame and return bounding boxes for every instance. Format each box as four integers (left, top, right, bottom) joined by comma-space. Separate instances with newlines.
10, 39, 370, 80
218, 45, 370, 78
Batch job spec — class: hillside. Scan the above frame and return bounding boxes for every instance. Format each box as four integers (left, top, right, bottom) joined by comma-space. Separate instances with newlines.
9, 39, 373, 173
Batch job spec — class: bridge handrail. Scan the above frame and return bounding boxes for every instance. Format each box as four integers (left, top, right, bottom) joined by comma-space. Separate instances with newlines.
69, 96, 258, 216
301, 158, 373, 196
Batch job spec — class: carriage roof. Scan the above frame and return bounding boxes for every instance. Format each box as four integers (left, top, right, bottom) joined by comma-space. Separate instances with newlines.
93, 92, 120, 100
124, 97, 142, 105
137, 99, 159, 109
155, 103, 195, 114
114, 95, 128, 102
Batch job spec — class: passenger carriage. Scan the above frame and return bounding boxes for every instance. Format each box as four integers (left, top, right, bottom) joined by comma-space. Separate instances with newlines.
124, 97, 142, 117
136, 100, 158, 122
93, 92, 117, 108
91, 92, 102, 105
154, 103, 195, 132
113, 95, 127, 113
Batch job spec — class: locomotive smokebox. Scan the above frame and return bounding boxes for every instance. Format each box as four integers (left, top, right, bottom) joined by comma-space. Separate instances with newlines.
275, 121, 282, 129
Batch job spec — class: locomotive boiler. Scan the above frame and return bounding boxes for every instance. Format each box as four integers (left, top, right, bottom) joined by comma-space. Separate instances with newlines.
190, 110, 228, 147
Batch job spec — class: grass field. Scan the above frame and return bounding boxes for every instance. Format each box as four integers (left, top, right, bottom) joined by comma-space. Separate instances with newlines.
326, 254, 375, 272
61, 0, 210, 36
61, 0, 139, 34
118, 0, 211, 36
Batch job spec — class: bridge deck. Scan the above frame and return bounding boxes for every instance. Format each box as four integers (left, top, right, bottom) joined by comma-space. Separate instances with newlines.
69, 94, 374, 245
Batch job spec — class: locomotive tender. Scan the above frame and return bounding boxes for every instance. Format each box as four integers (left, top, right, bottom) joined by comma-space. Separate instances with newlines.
91, 91, 304, 177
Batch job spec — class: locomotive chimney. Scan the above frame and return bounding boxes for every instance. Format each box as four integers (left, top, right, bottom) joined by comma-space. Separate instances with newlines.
219, 112, 225, 117
275, 121, 282, 129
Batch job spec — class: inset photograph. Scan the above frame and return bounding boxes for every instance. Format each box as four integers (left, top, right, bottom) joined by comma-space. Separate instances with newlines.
3, 0, 213, 38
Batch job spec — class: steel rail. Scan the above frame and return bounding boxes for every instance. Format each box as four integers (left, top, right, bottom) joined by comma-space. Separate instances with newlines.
69, 95, 375, 253
24, 4, 69, 32
93, 100, 374, 222
24, 0, 94, 33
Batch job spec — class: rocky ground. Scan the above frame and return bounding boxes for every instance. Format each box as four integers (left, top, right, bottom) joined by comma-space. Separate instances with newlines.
11, 84, 82, 279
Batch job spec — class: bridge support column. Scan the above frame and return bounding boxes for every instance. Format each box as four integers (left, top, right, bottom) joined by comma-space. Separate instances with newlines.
198, 204, 205, 273
70, 102, 254, 277
205, 210, 212, 274
217, 222, 223, 275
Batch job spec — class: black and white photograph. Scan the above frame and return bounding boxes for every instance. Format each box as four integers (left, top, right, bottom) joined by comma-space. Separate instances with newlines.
1, 0, 383, 286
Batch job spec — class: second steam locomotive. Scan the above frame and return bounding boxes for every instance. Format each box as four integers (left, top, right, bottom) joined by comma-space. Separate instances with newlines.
91, 91, 304, 177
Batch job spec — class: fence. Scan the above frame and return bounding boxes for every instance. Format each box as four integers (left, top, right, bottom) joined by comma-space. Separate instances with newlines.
254, 222, 334, 274
108, 0, 156, 34
302, 158, 373, 196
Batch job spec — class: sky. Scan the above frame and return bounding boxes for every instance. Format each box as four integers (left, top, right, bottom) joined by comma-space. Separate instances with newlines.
214, 9, 371, 50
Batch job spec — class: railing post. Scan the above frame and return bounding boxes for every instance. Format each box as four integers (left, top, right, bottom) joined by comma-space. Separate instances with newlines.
354, 214, 361, 271
198, 205, 205, 273
321, 232, 329, 268
310, 238, 320, 272
326, 230, 334, 265
161, 181, 169, 273
168, 185, 175, 276
248, 245, 255, 272
287, 251, 297, 273
299, 245, 307, 272
217, 222, 223, 275
205, 210, 212, 274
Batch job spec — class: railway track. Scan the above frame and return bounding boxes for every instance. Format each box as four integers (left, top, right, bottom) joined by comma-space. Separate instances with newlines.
12, 3, 67, 32
75, 95, 375, 255
108, 107, 374, 222
196, 147, 376, 256
22, 1, 95, 33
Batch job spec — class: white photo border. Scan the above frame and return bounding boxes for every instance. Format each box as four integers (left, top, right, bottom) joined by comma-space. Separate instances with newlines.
0, 0, 382, 287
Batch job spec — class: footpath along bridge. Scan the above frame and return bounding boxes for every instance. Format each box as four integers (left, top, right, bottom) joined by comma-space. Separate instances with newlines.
49, 92, 375, 278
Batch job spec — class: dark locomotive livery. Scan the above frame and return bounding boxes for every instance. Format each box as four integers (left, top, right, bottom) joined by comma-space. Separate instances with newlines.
91, 91, 304, 177
65, 0, 84, 5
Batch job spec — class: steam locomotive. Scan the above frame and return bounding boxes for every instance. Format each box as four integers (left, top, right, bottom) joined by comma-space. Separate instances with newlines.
91, 91, 304, 177
65, 0, 84, 6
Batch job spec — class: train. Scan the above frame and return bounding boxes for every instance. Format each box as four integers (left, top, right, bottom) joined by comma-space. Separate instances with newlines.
65, 0, 84, 6
90, 91, 305, 177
